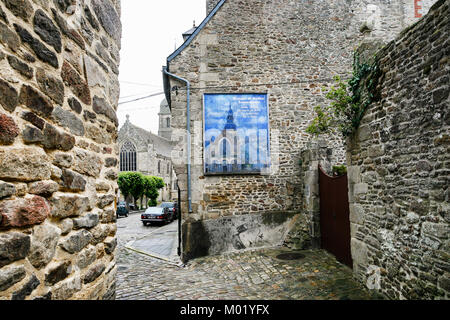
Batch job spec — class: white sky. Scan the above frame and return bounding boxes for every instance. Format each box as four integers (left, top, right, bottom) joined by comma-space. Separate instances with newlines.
117, 1, 207, 134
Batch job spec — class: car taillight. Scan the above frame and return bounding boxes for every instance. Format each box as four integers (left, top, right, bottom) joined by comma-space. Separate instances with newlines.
141, 215, 145, 218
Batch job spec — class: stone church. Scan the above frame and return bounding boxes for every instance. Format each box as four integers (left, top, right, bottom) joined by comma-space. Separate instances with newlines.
118, 98, 177, 203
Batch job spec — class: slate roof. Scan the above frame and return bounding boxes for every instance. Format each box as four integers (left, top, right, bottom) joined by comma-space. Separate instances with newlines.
118, 118, 173, 158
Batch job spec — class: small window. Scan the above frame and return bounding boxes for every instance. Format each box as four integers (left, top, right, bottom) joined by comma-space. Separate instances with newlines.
166, 117, 170, 128
158, 160, 161, 174
167, 163, 170, 174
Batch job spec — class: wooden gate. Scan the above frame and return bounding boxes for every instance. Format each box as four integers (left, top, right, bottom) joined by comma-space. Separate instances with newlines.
318, 165, 353, 268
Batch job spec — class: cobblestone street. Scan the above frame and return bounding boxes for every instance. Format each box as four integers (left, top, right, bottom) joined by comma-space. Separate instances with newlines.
116, 212, 382, 300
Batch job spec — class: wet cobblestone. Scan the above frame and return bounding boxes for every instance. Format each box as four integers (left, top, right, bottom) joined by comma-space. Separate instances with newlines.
116, 245, 383, 300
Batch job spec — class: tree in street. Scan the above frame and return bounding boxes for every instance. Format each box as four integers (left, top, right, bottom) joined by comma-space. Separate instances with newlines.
118, 172, 165, 209
118, 172, 144, 209
118, 172, 132, 209
144, 176, 165, 207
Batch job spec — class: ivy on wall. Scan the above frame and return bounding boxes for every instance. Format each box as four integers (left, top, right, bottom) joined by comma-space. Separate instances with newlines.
306, 51, 383, 138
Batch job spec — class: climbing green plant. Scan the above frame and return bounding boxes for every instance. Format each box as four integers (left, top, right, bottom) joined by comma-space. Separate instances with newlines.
306, 52, 382, 137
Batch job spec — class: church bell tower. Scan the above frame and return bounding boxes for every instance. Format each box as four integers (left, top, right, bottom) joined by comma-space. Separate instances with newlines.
158, 98, 172, 140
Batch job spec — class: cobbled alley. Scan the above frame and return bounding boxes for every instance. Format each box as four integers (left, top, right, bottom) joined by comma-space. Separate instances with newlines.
116, 212, 382, 300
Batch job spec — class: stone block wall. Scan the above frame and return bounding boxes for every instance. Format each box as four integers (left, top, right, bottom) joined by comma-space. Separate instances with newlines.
353, 0, 438, 41
206, 0, 221, 14
347, 0, 448, 299
284, 140, 333, 250
168, 0, 437, 260
0, 0, 121, 300
183, 211, 298, 262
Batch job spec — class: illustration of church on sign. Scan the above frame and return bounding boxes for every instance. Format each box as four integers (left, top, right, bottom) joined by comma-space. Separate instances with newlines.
204, 94, 271, 175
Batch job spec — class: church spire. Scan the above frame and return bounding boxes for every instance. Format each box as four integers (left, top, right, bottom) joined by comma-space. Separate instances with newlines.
224, 105, 237, 130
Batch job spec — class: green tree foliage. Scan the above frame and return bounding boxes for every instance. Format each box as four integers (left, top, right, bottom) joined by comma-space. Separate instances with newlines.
118, 172, 165, 209
144, 176, 165, 207
130, 173, 145, 208
143, 176, 157, 207
117, 172, 144, 208
152, 176, 165, 189
117, 172, 133, 207
148, 198, 158, 207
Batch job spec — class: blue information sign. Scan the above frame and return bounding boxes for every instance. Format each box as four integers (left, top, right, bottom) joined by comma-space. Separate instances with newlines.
203, 93, 270, 175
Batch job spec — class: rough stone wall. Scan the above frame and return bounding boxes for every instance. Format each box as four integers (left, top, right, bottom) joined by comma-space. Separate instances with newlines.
209, 1, 439, 39
169, 0, 436, 259
352, 0, 438, 41
347, 0, 449, 299
206, 0, 221, 14
284, 140, 334, 250
0, 0, 121, 300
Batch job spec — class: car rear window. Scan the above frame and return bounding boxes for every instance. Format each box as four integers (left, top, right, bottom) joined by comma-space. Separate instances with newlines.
145, 208, 164, 213
160, 203, 174, 208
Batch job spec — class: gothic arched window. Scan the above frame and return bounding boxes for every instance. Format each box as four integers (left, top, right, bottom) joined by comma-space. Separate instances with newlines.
158, 160, 161, 174
120, 141, 137, 172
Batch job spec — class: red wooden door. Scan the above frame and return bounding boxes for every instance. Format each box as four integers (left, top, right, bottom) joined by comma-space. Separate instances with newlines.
318, 165, 353, 268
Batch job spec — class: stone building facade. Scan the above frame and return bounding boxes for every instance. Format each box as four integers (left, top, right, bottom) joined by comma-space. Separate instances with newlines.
117, 102, 177, 203
158, 98, 172, 141
0, 0, 121, 300
346, 0, 449, 299
164, 0, 438, 261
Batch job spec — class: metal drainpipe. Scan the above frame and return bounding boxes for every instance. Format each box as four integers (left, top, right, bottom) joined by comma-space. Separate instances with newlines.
162, 68, 193, 213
